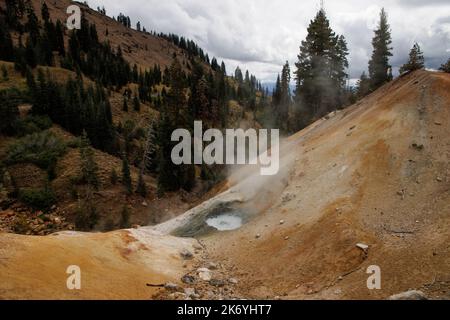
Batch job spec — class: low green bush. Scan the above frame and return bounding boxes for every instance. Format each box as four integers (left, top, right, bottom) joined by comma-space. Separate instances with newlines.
5, 131, 67, 170
15, 115, 53, 137
19, 186, 57, 211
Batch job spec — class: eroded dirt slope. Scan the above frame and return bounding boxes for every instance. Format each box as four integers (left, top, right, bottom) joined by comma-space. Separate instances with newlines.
203, 70, 450, 299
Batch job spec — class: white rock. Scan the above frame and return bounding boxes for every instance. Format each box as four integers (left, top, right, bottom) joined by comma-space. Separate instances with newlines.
164, 282, 179, 291
356, 243, 369, 252
388, 290, 427, 300
184, 288, 196, 297
197, 268, 212, 281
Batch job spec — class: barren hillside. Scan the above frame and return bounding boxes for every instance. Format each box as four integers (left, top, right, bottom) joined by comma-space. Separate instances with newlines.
1, 70, 448, 300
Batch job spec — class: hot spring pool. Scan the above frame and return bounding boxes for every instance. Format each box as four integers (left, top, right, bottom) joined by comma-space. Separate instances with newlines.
172, 205, 250, 237
205, 214, 243, 231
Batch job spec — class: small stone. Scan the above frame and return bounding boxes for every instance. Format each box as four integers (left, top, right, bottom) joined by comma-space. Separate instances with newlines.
279, 220, 285, 225
206, 262, 218, 270
164, 282, 179, 291
180, 249, 194, 260
228, 278, 238, 285
434, 121, 442, 126
356, 243, 369, 252
338, 276, 344, 281
142, 201, 148, 207
255, 234, 261, 239
284, 236, 290, 241
209, 279, 226, 287
436, 177, 443, 182
181, 275, 196, 285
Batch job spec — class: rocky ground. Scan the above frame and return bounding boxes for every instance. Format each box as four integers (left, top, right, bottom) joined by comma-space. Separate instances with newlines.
0, 203, 74, 236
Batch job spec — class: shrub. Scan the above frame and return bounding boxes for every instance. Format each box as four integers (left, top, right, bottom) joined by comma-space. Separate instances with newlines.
15, 115, 53, 137
1, 65, 8, 81
135, 171, 147, 197
78, 133, 100, 189
5, 131, 67, 171
75, 194, 99, 231
19, 186, 57, 211
0, 90, 19, 135
121, 155, 132, 195
13, 215, 29, 234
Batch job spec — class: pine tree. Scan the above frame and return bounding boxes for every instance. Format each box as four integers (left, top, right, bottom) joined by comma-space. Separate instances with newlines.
294, 9, 349, 130
400, 43, 425, 74
133, 94, 140, 112
0, 24, 14, 61
75, 189, 98, 231
25, 6, 40, 45
156, 59, 191, 194
54, 20, 66, 55
135, 171, 147, 197
368, 8, 393, 91
121, 154, 132, 195
79, 131, 100, 190
119, 205, 131, 228
356, 72, 371, 99
41, 2, 50, 23
122, 96, 128, 112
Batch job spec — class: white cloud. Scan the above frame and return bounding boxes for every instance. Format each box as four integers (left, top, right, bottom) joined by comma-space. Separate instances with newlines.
86, 0, 450, 83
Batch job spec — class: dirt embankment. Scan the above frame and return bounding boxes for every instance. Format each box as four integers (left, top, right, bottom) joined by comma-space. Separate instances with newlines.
203, 70, 450, 300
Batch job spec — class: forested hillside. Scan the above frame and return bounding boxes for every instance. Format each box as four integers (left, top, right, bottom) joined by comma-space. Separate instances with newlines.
0, 0, 266, 234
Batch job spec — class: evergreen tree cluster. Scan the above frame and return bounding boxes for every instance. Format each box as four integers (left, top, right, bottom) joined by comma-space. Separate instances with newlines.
28, 69, 115, 153
233, 66, 263, 114
116, 13, 131, 28
156, 59, 195, 194
0, 1, 65, 73
64, 15, 131, 88
158, 33, 209, 62
0, 2, 132, 88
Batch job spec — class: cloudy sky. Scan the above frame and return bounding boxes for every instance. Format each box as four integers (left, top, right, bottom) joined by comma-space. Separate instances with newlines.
86, 0, 450, 85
